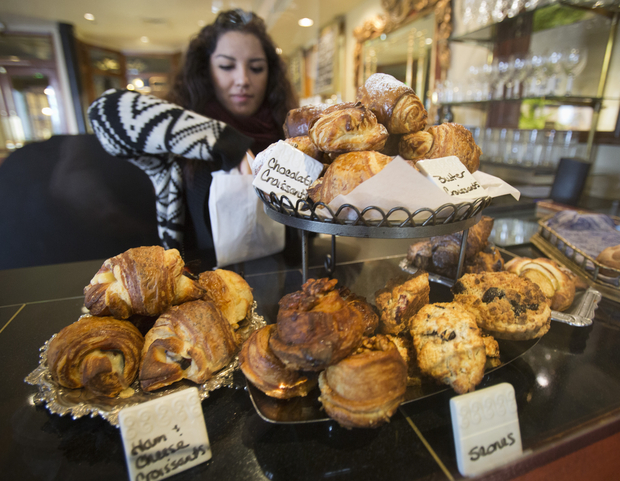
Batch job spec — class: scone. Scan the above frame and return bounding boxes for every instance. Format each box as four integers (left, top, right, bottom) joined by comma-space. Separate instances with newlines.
409, 302, 487, 394
374, 272, 430, 335
452, 271, 551, 340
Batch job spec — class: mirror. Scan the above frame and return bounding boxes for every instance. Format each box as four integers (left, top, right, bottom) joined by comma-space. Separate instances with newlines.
354, 0, 452, 103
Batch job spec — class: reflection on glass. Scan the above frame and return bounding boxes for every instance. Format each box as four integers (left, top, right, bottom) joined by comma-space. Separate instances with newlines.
10, 74, 55, 144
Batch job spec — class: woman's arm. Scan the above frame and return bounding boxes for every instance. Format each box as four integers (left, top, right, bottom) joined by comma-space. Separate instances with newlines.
87, 89, 253, 171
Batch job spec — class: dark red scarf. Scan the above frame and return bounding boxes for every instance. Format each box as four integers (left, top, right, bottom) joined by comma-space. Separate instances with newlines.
202, 99, 283, 154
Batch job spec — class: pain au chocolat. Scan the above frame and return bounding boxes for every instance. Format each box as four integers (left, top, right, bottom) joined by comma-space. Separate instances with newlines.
268, 278, 365, 371
356, 73, 428, 134
139, 299, 238, 392
47, 315, 144, 397
84, 246, 204, 319
318, 335, 407, 429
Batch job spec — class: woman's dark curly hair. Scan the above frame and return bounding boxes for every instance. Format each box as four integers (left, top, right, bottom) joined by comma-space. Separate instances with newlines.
167, 9, 298, 128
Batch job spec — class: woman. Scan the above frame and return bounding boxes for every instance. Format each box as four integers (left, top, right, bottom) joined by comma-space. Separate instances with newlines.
88, 9, 298, 269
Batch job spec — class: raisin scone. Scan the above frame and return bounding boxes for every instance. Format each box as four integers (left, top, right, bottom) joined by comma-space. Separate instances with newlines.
410, 302, 487, 394
374, 272, 430, 335
452, 271, 551, 340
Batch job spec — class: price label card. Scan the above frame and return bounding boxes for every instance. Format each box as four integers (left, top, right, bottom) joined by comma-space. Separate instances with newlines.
119, 387, 211, 481
450, 383, 523, 477
252, 141, 324, 201
416, 156, 487, 199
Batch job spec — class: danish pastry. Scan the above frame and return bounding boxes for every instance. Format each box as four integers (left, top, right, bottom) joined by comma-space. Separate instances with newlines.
318, 335, 407, 428
452, 271, 551, 340
410, 302, 487, 394
239, 325, 318, 399
47, 315, 144, 397
356, 73, 428, 134
139, 299, 238, 391
84, 246, 204, 319
399, 123, 481, 173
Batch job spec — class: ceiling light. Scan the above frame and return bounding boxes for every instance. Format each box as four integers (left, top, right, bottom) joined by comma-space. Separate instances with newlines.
41, 107, 53, 116
84, 13, 95, 22
140, 36, 149, 43
276, 48, 282, 55
298, 18, 313, 27
425, 38, 433, 45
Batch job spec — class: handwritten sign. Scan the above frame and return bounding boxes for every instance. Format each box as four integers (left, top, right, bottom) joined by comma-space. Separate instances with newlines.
416, 156, 487, 199
118, 388, 211, 481
450, 383, 523, 476
252, 141, 324, 201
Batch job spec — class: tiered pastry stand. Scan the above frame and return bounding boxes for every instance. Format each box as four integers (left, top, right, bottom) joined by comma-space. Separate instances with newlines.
255, 188, 492, 282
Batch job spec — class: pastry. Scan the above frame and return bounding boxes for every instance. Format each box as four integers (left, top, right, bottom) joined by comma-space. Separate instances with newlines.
374, 272, 430, 335
465, 246, 504, 275
399, 123, 481, 174
282, 102, 356, 138
410, 302, 487, 394
596, 244, 620, 277
198, 269, 253, 328
139, 299, 238, 391
452, 271, 551, 340
239, 325, 317, 399
284, 136, 324, 162
47, 315, 144, 397
308, 151, 393, 204
84, 246, 205, 319
504, 257, 575, 311
269, 278, 365, 371
318, 335, 407, 429
308, 102, 389, 154
339, 286, 379, 336
356, 73, 428, 134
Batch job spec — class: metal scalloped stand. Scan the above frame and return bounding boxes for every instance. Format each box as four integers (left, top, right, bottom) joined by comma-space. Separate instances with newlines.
255, 188, 493, 282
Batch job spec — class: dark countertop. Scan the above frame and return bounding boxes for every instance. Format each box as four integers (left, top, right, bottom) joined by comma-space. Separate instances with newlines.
2, 211, 620, 481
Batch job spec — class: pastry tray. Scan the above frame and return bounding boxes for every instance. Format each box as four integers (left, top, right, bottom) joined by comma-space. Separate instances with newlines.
531, 215, 620, 302
256, 188, 493, 238
25, 302, 266, 427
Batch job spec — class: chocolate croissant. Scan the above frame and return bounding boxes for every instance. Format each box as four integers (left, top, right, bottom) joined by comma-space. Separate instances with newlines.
198, 269, 253, 329
399, 122, 481, 173
356, 73, 428, 134
84, 246, 204, 319
284, 136, 324, 162
309, 102, 388, 154
239, 325, 318, 399
308, 151, 393, 204
47, 315, 144, 397
318, 335, 407, 429
139, 299, 238, 391
269, 278, 365, 371
283, 102, 357, 138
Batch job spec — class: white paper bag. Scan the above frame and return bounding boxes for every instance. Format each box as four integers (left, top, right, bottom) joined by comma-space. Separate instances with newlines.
209, 168, 285, 267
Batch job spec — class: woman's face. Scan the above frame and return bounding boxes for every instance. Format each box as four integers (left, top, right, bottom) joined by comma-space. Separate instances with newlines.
210, 31, 268, 118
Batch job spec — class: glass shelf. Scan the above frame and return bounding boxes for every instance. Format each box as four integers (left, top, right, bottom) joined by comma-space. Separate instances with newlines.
439, 96, 603, 108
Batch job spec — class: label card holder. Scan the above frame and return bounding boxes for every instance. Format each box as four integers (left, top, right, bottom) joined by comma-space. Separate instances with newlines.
416, 156, 487, 199
252, 141, 324, 201
450, 383, 523, 477
119, 387, 211, 481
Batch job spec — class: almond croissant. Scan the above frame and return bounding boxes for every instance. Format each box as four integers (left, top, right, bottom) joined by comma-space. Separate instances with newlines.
399, 122, 481, 173
84, 246, 205, 319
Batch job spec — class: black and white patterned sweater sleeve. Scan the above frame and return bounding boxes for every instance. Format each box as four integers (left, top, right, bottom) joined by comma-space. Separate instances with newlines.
87, 89, 253, 251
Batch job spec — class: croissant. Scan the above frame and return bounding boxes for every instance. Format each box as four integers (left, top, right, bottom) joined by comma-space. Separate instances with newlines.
338, 286, 379, 336
283, 102, 357, 138
84, 246, 205, 319
504, 257, 575, 311
269, 278, 365, 371
284, 136, 324, 162
356, 73, 428, 134
239, 325, 318, 399
374, 272, 430, 335
318, 335, 407, 429
139, 299, 238, 391
309, 151, 393, 204
47, 315, 144, 397
410, 302, 487, 394
198, 269, 253, 328
399, 123, 481, 173
309, 102, 388, 154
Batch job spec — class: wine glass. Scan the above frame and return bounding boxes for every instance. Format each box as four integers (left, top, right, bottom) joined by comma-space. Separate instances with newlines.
508, 54, 530, 98
542, 50, 563, 96
528, 53, 546, 97
507, 0, 524, 18
561, 48, 588, 96
492, 0, 508, 23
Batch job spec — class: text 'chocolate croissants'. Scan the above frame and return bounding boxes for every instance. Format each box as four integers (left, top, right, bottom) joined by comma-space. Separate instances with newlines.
139, 299, 238, 392
47, 315, 144, 397
84, 246, 205, 319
